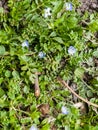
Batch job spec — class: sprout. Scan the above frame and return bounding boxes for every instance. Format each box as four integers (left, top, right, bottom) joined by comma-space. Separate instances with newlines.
68, 46, 76, 55
30, 125, 38, 130
38, 51, 46, 58
65, 2, 72, 11
44, 8, 51, 18
61, 106, 69, 115
22, 40, 29, 48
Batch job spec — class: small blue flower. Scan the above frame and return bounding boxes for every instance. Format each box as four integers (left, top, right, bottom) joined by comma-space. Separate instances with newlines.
65, 2, 72, 11
38, 51, 46, 58
30, 125, 38, 130
68, 46, 76, 55
22, 40, 29, 48
61, 106, 69, 115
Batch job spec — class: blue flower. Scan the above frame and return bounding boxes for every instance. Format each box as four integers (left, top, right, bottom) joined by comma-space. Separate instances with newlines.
65, 2, 72, 11
22, 40, 29, 48
30, 125, 38, 130
68, 46, 76, 55
38, 51, 46, 58
61, 106, 69, 115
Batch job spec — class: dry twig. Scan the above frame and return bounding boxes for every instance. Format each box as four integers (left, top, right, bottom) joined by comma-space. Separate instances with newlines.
34, 72, 40, 97
57, 77, 98, 108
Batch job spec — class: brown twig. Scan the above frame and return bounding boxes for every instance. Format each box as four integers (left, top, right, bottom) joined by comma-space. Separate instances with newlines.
57, 77, 98, 108
34, 72, 40, 97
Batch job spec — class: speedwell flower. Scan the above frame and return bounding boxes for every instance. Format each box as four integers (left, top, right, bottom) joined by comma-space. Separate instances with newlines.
38, 51, 46, 58
30, 125, 38, 130
65, 2, 72, 11
61, 106, 69, 115
22, 40, 29, 48
44, 8, 51, 18
68, 46, 76, 55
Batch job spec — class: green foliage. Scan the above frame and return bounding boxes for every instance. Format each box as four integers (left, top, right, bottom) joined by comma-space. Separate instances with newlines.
0, 0, 98, 129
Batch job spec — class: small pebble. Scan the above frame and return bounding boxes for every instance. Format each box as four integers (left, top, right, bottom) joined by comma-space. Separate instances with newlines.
68, 46, 76, 55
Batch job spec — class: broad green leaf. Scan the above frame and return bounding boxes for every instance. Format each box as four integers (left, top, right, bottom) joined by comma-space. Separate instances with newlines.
0, 98, 9, 108
21, 65, 28, 70
67, 16, 78, 29
41, 123, 50, 130
5, 70, 11, 78
0, 78, 3, 85
53, 37, 64, 44
89, 20, 98, 32
93, 50, 98, 58
0, 88, 5, 97
74, 68, 84, 78
12, 70, 20, 79
87, 90, 93, 98
0, 7, 4, 13
0, 45, 6, 55
52, 1, 63, 15
49, 32, 56, 37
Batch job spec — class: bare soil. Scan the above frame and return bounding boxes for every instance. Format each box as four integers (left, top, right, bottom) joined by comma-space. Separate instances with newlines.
77, 0, 98, 13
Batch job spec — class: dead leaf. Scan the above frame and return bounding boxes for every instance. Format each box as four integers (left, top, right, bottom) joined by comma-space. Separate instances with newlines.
37, 104, 50, 116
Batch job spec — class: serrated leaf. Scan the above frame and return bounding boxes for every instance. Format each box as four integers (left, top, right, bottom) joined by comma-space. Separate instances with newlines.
74, 68, 84, 78
87, 90, 93, 98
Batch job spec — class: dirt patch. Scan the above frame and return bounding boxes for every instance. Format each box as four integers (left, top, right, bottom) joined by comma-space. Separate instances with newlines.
77, 0, 98, 13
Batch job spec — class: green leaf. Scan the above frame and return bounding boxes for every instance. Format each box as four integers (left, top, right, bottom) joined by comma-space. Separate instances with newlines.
89, 20, 98, 32
0, 45, 6, 55
21, 65, 28, 70
5, 70, 11, 78
74, 68, 84, 78
12, 70, 20, 79
21, 117, 32, 124
49, 32, 57, 37
0, 88, 5, 97
0, 78, 3, 85
67, 16, 78, 29
41, 123, 50, 130
53, 37, 64, 44
0, 7, 4, 13
93, 50, 98, 58
52, 1, 63, 15
0, 98, 9, 108
87, 90, 93, 98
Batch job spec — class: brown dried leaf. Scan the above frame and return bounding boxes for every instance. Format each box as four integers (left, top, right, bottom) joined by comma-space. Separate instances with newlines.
37, 104, 50, 116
